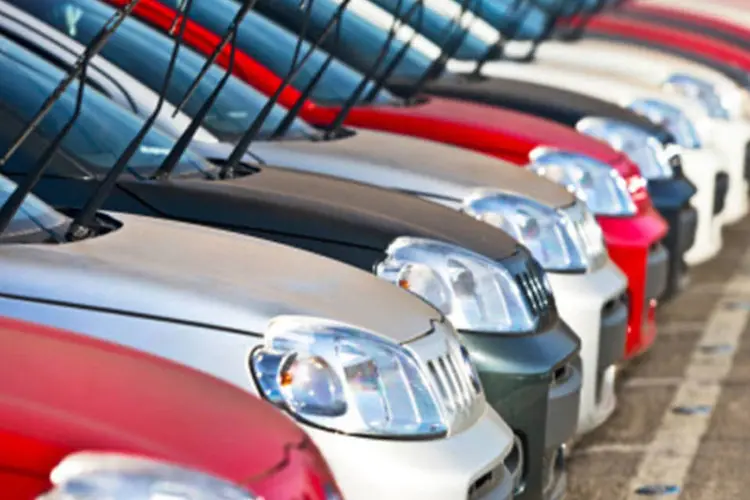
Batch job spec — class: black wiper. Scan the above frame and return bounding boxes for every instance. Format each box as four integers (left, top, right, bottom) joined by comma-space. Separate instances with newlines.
271, 0, 355, 139
555, 0, 607, 41
0, 0, 141, 238
405, 0, 481, 98
221, 0, 352, 175
322, 0, 434, 134
65, 0, 196, 241
152, 0, 257, 180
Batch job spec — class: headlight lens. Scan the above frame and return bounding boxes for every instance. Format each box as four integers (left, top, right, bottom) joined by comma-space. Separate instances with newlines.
628, 98, 702, 149
251, 315, 449, 438
462, 192, 607, 273
664, 73, 730, 120
375, 237, 537, 333
529, 147, 637, 216
576, 117, 674, 180
40, 452, 255, 499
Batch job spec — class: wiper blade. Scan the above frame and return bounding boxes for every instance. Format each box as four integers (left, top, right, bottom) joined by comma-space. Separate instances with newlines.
271, 0, 356, 138
0, 0, 141, 238
65, 0, 196, 241
554, 0, 608, 41
405, 0, 480, 97
153, 0, 257, 180
323, 0, 432, 134
222, 0, 351, 173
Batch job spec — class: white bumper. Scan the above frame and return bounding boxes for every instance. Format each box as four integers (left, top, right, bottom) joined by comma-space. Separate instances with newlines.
709, 120, 750, 225
548, 260, 629, 435
681, 148, 725, 265
307, 405, 516, 500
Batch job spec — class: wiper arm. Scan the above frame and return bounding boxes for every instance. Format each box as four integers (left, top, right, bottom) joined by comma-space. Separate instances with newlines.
65, 0, 195, 241
555, 0, 607, 41
221, 0, 350, 174
271, 0, 357, 138
323, 0, 435, 133
0, 0, 141, 238
406, 0, 478, 97
153, 0, 257, 180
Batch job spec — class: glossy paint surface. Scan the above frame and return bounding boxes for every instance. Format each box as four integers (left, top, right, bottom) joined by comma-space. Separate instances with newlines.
0, 316, 335, 499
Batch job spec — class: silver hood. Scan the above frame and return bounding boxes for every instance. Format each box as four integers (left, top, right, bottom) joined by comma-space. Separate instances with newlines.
0, 213, 440, 343
193, 129, 575, 210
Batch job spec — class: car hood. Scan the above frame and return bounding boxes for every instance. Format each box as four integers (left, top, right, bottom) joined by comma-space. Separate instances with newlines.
254, 119, 622, 174
242, 129, 573, 207
408, 74, 669, 134
133, 150, 520, 261
0, 317, 312, 486
0, 213, 440, 342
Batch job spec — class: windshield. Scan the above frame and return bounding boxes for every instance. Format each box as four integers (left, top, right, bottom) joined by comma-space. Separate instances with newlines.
0, 176, 69, 240
8, 0, 318, 142
254, 0, 435, 81
0, 35, 214, 177
464, 0, 553, 40
160, 0, 398, 105
368, 0, 494, 60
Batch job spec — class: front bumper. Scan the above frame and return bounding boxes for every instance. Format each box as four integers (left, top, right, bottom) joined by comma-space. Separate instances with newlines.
710, 120, 750, 225
648, 175, 698, 300
460, 321, 580, 500
306, 405, 516, 500
681, 148, 725, 265
547, 261, 629, 435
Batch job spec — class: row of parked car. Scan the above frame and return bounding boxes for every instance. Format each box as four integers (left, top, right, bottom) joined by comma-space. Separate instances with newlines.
1, 0, 748, 498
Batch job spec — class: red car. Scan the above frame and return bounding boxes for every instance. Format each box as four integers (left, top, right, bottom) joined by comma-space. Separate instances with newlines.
0, 316, 340, 499
102, 0, 668, 359
568, 9, 750, 74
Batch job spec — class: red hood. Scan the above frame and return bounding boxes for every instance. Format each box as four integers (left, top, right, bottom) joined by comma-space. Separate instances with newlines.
0, 317, 309, 490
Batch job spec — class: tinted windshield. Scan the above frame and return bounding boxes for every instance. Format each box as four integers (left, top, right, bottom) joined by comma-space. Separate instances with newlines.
161, 0, 398, 105
0, 36, 214, 177
0, 176, 69, 240
8, 0, 317, 141
465, 0, 553, 40
369, 0, 493, 60
254, 0, 435, 81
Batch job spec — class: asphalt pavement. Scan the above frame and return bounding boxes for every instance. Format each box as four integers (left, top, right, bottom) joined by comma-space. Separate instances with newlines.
568, 215, 750, 500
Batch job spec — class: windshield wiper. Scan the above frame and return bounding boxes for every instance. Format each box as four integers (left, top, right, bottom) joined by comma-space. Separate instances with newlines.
321, 0, 435, 135
220, 0, 353, 175
66, 0, 196, 241
152, 0, 257, 180
0, 0, 141, 238
270, 0, 357, 138
555, 0, 607, 41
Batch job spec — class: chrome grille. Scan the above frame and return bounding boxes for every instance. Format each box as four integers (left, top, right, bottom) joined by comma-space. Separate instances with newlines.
425, 350, 477, 415
512, 257, 555, 326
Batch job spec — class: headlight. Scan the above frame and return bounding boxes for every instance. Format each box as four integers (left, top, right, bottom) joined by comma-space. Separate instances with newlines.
375, 237, 537, 333
664, 73, 730, 120
628, 98, 702, 149
576, 117, 674, 180
529, 147, 637, 216
251, 315, 450, 438
40, 452, 255, 499
462, 192, 607, 273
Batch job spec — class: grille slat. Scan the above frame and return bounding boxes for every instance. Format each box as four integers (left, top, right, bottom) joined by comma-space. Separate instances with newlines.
513, 261, 554, 328
425, 348, 479, 418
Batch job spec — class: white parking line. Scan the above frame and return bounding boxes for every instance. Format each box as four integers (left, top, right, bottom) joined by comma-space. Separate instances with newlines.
624, 250, 750, 499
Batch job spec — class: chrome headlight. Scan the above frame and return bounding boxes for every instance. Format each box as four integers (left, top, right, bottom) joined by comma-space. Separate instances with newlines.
576, 117, 674, 180
529, 147, 637, 216
375, 237, 537, 333
40, 452, 255, 499
628, 98, 702, 149
664, 73, 729, 120
462, 192, 607, 273
251, 316, 449, 438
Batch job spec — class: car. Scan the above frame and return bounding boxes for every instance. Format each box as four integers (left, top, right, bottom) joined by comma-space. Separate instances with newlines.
0, 29, 579, 500
278, 0, 727, 268
0, 315, 342, 499
90, 0, 678, 375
